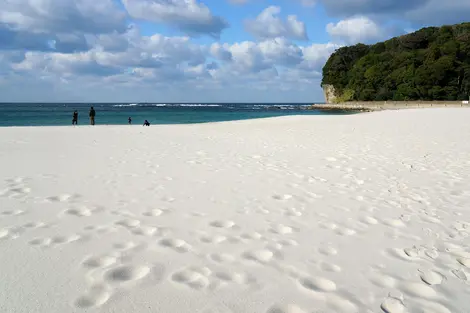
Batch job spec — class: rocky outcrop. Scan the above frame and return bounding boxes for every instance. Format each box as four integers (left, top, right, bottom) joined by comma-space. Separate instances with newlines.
322, 84, 337, 104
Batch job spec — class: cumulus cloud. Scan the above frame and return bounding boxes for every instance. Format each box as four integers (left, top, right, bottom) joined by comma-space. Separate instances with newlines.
122, 0, 229, 38
0, 0, 126, 53
326, 16, 383, 44
326, 17, 408, 45
245, 6, 308, 40
4, 16, 336, 101
0, 0, 126, 34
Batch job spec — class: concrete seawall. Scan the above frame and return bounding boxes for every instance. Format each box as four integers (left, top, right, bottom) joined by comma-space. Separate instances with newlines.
312, 101, 470, 111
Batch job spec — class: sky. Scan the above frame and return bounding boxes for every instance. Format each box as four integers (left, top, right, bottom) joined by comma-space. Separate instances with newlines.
0, 0, 469, 103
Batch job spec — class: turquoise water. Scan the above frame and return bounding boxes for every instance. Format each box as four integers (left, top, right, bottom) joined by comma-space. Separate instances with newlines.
0, 103, 355, 127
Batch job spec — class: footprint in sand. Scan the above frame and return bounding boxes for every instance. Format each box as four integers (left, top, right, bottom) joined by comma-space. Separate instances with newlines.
200, 234, 228, 244
214, 270, 250, 285
131, 225, 158, 236
210, 220, 236, 229
380, 296, 406, 313
0, 229, 9, 239
65, 207, 93, 217
418, 269, 445, 285
299, 276, 336, 292
30, 234, 81, 247
142, 209, 165, 217
266, 304, 306, 313
272, 194, 293, 201
318, 261, 342, 273
171, 267, 212, 290
1, 210, 25, 216
74, 284, 111, 309
359, 216, 379, 225
335, 227, 356, 236
451, 269, 467, 281
82, 255, 117, 269
240, 232, 263, 241
23, 221, 45, 229
270, 224, 294, 235
104, 265, 150, 285
284, 208, 302, 217
318, 246, 338, 256
116, 219, 141, 228
159, 238, 191, 253
276, 239, 298, 247
208, 253, 236, 264
47, 194, 81, 203
456, 257, 470, 268
384, 248, 420, 263
243, 249, 275, 263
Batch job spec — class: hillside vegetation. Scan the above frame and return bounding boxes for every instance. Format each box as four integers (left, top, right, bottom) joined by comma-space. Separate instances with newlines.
321, 23, 470, 102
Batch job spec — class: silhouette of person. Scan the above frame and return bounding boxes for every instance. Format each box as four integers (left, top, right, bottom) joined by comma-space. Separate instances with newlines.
72, 110, 78, 125
89, 107, 96, 125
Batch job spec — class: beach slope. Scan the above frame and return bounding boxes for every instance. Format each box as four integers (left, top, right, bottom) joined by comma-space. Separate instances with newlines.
1, 109, 469, 313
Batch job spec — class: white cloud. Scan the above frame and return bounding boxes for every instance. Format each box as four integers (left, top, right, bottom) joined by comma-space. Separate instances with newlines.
0, 0, 126, 34
300, 42, 341, 70
245, 6, 308, 41
0, 0, 126, 53
4, 20, 336, 102
326, 16, 383, 44
122, 0, 228, 38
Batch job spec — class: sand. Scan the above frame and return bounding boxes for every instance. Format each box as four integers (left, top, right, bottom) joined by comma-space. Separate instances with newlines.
0, 108, 469, 313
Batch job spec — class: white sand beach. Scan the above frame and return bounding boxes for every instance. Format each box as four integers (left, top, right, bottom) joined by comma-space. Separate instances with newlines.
1, 108, 470, 313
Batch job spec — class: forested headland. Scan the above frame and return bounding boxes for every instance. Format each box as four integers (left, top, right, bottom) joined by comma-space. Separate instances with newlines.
321, 23, 470, 103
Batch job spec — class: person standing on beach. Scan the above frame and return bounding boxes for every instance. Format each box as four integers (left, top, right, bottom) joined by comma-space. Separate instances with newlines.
72, 110, 78, 125
89, 107, 96, 125
128, 117, 132, 125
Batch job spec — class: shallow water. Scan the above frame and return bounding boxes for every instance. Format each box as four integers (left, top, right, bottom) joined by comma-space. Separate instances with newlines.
0, 103, 356, 126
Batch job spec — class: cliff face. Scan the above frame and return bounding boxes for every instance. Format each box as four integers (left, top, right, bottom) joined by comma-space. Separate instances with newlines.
322, 84, 337, 104
321, 22, 470, 101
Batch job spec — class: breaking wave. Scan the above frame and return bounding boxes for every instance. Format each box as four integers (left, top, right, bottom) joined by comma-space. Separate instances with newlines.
111, 103, 311, 110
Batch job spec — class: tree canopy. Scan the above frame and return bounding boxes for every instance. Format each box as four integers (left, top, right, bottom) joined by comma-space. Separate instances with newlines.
321, 23, 470, 101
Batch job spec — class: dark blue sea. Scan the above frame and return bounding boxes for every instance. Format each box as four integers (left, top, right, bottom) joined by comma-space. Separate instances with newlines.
0, 103, 354, 127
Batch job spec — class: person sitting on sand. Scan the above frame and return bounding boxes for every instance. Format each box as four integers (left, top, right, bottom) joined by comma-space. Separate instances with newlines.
89, 107, 96, 125
143, 120, 150, 126
128, 117, 132, 125
72, 110, 78, 125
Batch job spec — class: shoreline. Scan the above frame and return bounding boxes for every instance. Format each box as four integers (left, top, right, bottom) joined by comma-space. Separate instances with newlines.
0, 110, 360, 128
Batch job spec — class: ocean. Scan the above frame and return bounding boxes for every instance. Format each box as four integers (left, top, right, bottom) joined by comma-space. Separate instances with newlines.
0, 103, 355, 127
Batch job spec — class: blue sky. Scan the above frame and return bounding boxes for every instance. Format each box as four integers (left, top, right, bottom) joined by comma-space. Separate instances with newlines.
0, 0, 469, 103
